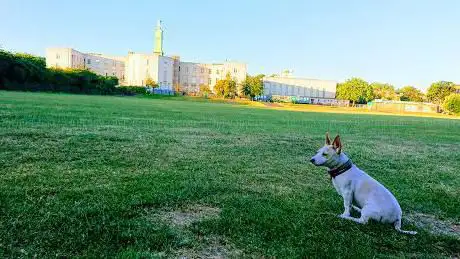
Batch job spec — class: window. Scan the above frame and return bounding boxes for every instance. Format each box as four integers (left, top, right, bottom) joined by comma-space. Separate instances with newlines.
87, 59, 91, 64
56, 54, 60, 59
178, 66, 181, 71
147, 59, 149, 65
186, 67, 189, 73
234, 68, 237, 73
208, 69, 211, 74
208, 78, 211, 85
216, 70, 219, 75
201, 68, 204, 73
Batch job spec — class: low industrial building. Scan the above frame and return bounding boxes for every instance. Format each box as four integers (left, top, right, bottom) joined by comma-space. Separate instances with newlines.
262, 73, 341, 104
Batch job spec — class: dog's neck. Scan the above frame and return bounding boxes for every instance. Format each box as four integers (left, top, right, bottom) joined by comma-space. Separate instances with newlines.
326, 153, 353, 179
325, 153, 350, 170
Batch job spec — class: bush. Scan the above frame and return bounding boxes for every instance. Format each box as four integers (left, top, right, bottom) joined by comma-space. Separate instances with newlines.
198, 84, 211, 97
116, 86, 146, 96
442, 93, 460, 115
0, 49, 119, 95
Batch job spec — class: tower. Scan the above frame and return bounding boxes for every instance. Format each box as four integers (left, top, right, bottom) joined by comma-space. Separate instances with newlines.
154, 20, 164, 56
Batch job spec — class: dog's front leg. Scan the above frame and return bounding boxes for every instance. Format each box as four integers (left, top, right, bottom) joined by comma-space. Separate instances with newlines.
339, 190, 353, 217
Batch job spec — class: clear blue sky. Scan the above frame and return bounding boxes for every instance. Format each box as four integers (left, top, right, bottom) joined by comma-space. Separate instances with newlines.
2, 0, 459, 90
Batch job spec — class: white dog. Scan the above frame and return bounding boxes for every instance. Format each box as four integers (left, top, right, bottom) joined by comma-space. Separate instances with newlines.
310, 133, 417, 235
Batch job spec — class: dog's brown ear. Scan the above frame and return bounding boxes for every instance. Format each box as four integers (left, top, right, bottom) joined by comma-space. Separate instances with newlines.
332, 135, 342, 154
325, 132, 331, 145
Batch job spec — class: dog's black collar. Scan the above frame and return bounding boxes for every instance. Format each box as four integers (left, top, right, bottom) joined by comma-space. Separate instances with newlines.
328, 159, 353, 179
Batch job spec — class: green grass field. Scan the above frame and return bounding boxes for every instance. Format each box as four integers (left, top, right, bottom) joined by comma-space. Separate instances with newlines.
1, 91, 459, 258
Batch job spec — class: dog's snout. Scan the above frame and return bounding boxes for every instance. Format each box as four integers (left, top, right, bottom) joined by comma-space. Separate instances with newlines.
310, 158, 315, 163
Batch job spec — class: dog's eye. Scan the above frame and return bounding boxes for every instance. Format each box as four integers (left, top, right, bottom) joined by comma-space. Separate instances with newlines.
322, 153, 328, 157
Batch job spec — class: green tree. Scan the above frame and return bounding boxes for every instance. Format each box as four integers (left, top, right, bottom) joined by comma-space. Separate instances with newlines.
173, 83, 182, 93
214, 72, 237, 98
370, 82, 398, 100
442, 93, 460, 114
336, 77, 373, 106
241, 74, 264, 98
145, 77, 158, 88
426, 81, 455, 104
398, 86, 425, 102
199, 84, 211, 97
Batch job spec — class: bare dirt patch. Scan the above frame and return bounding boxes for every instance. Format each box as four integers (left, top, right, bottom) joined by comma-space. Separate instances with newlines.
173, 235, 243, 259
150, 205, 221, 228
145, 205, 245, 258
407, 213, 460, 238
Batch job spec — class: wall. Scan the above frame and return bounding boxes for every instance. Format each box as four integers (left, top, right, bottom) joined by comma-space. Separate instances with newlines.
207, 62, 246, 91
368, 100, 439, 113
263, 76, 337, 98
176, 61, 247, 93
46, 48, 81, 69
85, 53, 125, 79
46, 48, 126, 83
158, 56, 173, 90
124, 53, 159, 86
178, 62, 210, 93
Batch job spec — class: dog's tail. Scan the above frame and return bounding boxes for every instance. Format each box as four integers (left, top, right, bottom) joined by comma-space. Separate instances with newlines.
394, 218, 417, 235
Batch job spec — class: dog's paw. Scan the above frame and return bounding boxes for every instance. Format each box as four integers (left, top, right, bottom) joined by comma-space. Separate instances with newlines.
338, 213, 350, 219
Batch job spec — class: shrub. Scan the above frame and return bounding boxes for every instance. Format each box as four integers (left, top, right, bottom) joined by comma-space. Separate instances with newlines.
198, 84, 211, 97
442, 93, 460, 115
116, 86, 146, 96
0, 49, 119, 95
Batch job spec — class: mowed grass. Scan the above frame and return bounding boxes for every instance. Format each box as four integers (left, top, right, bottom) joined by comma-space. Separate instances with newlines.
0, 91, 459, 258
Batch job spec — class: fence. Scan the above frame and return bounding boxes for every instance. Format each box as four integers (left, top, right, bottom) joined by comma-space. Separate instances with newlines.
367, 100, 440, 113
254, 95, 350, 106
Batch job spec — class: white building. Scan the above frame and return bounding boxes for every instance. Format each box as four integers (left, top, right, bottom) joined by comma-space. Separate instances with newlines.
263, 74, 337, 100
124, 52, 173, 90
45, 48, 126, 81
206, 62, 246, 90
45, 20, 247, 93
174, 61, 246, 93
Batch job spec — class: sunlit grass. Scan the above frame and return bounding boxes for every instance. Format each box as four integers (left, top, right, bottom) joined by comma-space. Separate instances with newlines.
0, 91, 459, 257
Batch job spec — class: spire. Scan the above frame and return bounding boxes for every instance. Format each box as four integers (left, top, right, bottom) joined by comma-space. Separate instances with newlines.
154, 20, 164, 56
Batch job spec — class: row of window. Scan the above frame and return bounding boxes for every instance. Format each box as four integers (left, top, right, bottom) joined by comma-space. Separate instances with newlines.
63, 53, 121, 67
178, 67, 239, 75
267, 85, 327, 98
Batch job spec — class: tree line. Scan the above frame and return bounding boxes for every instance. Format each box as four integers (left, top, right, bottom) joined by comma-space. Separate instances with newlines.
336, 77, 459, 113
215, 74, 459, 114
